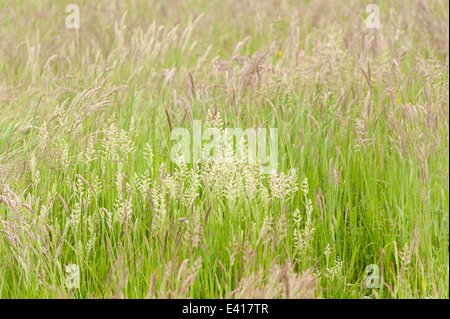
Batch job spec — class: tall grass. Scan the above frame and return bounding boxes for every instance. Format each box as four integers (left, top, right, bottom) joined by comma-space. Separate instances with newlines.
0, 0, 448, 298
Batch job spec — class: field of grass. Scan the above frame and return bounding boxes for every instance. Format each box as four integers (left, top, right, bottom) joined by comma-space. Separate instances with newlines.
0, 0, 448, 299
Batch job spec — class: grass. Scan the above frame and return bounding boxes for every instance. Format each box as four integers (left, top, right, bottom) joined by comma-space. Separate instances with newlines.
0, 0, 448, 299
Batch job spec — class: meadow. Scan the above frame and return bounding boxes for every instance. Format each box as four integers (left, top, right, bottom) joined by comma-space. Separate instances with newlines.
0, 0, 448, 299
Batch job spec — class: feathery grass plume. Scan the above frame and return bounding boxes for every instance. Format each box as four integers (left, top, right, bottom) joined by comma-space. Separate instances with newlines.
70, 202, 81, 231
29, 153, 40, 185
83, 136, 96, 165
118, 127, 136, 157
242, 163, 258, 200
183, 167, 201, 207
91, 175, 101, 199
151, 184, 167, 230
161, 172, 178, 200
287, 168, 298, 201
139, 170, 152, 198
37, 121, 50, 151
116, 162, 125, 200
60, 143, 71, 170
102, 114, 119, 161
293, 177, 316, 263
325, 256, 343, 282
174, 150, 188, 181
269, 169, 288, 201
144, 142, 154, 175
324, 243, 332, 265
113, 196, 133, 223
